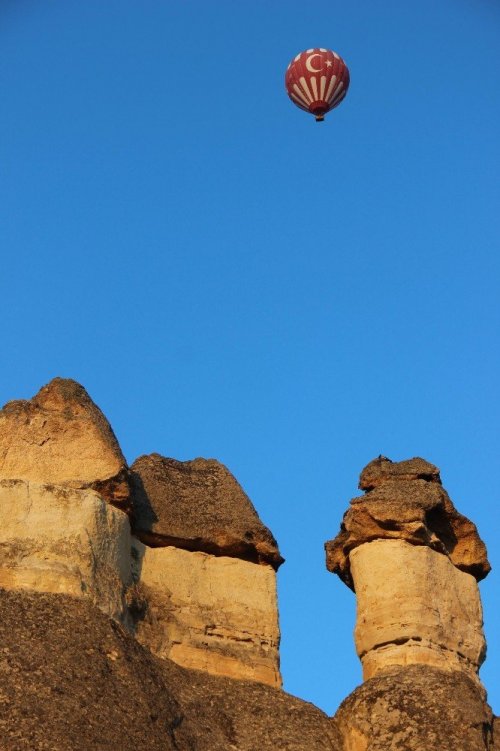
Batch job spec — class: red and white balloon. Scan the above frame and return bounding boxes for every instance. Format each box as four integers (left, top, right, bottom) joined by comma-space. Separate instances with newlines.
285, 48, 350, 121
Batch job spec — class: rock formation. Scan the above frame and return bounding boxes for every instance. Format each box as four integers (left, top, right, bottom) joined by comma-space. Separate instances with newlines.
0, 378, 282, 689
326, 456, 495, 749
132, 542, 281, 686
0, 381, 497, 749
0, 479, 131, 622
131, 453, 283, 568
326, 455, 490, 590
130, 453, 282, 686
0, 588, 340, 751
0, 378, 130, 511
334, 665, 494, 751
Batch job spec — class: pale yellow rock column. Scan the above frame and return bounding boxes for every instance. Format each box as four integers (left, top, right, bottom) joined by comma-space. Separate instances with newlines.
0, 479, 132, 623
350, 539, 486, 686
131, 541, 281, 687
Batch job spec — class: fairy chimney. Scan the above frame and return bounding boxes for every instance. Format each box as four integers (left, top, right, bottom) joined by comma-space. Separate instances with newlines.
325, 456, 490, 685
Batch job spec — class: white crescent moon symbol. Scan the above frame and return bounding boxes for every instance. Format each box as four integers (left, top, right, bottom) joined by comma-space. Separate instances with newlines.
305, 53, 323, 73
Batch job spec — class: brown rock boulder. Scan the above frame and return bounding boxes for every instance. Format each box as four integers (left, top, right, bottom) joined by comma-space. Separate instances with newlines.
131, 453, 283, 569
0, 588, 341, 751
0, 378, 130, 511
325, 456, 490, 590
333, 665, 494, 751
359, 455, 441, 490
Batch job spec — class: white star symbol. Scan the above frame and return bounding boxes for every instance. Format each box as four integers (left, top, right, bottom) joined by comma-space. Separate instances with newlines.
326, 60, 333, 67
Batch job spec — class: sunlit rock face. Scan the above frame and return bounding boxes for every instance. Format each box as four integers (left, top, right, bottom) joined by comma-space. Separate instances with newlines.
0, 479, 132, 622
327, 456, 494, 750
325, 456, 489, 685
131, 542, 281, 688
129, 451, 283, 687
325, 456, 490, 591
0, 378, 131, 511
350, 539, 485, 684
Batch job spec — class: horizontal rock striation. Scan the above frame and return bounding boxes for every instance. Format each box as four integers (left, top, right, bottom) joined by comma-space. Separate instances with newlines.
0, 378, 131, 511
131, 543, 281, 687
0, 479, 132, 622
350, 539, 486, 684
131, 453, 283, 569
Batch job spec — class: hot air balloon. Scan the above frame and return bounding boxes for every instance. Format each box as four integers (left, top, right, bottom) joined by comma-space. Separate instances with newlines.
285, 48, 350, 122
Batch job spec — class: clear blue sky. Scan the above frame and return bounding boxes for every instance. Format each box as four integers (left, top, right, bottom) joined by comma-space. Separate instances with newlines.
1, 0, 499, 715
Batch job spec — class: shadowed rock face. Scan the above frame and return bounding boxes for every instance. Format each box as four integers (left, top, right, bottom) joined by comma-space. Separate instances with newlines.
0, 589, 341, 751
131, 453, 283, 569
325, 456, 490, 590
333, 665, 494, 751
0, 378, 130, 512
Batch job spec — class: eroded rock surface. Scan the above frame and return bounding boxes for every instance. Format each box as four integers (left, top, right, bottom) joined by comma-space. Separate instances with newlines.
333, 665, 494, 751
325, 456, 490, 590
359, 455, 441, 490
350, 539, 486, 683
131, 542, 281, 687
0, 378, 130, 511
131, 453, 283, 569
0, 479, 132, 622
0, 589, 341, 751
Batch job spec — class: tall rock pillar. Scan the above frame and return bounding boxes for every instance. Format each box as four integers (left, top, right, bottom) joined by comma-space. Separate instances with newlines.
130, 454, 283, 687
326, 456, 495, 750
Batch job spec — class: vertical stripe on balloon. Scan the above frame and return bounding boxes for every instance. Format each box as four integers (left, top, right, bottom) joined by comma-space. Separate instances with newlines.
299, 76, 314, 104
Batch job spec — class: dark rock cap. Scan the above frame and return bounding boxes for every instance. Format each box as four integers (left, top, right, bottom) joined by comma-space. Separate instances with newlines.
325, 456, 490, 590
131, 453, 284, 569
359, 455, 441, 490
0, 378, 131, 511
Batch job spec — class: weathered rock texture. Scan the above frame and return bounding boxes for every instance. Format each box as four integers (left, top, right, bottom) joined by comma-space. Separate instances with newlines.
131, 542, 281, 687
333, 665, 494, 751
0, 378, 130, 511
325, 456, 490, 590
327, 456, 496, 748
131, 453, 283, 569
350, 539, 485, 683
0, 588, 341, 751
325, 457, 490, 684
0, 479, 131, 622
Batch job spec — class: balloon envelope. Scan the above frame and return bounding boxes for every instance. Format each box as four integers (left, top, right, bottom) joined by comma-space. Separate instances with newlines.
285, 48, 350, 121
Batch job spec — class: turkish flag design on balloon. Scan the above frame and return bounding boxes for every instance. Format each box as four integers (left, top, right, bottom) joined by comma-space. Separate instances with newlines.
285, 48, 350, 121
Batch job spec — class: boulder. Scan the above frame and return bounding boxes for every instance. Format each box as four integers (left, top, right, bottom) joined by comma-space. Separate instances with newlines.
0, 378, 130, 511
359, 455, 441, 490
333, 665, 494, 751
325, 457, 490, 590
131, 453, 283, 569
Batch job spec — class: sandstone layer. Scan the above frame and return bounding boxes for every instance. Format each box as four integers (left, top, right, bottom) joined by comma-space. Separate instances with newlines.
350, 539, 486, 683
0, 479, 131, 622
0, 378, 130, 511
333, 665, 494, 751
131, 542, 281, 687
325, 456, 490, 590
0, 589, 341, 751
131, 453, 283, 568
